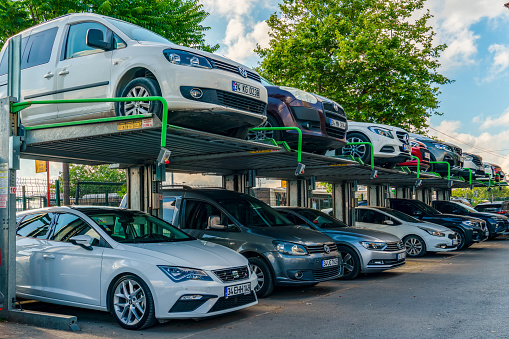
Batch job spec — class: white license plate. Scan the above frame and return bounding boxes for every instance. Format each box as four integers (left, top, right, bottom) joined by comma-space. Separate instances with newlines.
322, 258, 339, 267
403, 144, 411, 152
485, 230, 490, 237
329, 118, 346, 129
232, 81, 260, 98
397, 252, 406, 260
452, 238, 459, 245
225, 283, 251, 298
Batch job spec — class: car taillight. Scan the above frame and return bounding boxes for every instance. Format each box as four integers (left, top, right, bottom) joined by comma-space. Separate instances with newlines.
497, 211, 507, 214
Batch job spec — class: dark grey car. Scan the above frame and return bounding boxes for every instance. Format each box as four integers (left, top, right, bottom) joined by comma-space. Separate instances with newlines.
160, 188, 342, 297
410, 134, 463, 176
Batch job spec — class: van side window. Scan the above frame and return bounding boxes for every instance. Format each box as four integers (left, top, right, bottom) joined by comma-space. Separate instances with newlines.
65, 22, 109, 59
182, 200, 225, 230
0, 35, 30, 76
0, 52, 7, 76
113, 34, 126, 49
22, 27, 58, 69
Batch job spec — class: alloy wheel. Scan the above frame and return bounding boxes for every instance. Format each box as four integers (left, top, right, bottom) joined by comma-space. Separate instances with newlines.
342, 252, 355, 275
343, 137, 367, 159
124, 86, 150, 115
405, 238, 423, 256
251, 264, 265, 292
247, 119, 274, 140
113, 279, 146, 326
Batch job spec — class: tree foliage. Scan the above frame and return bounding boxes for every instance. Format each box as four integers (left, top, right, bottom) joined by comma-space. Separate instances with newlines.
452, 187, 509, 207
59, 164, 127, 196
0, 0, 218, 52
256, 0, 452, 131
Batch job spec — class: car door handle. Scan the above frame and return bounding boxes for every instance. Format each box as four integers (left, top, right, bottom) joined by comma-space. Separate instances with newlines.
58, 70, 69, 76
43, 255, 55, 260
43, 73, 54, 79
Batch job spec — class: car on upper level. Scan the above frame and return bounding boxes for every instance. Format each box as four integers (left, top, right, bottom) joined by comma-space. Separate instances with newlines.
398, 138, 431, 171
15, 206, 258, 330
246, 79, 347, 154
0, 13, 267, 138
461, 152, 484, 179
409, 134, 464, 176
329, 121, 411, 168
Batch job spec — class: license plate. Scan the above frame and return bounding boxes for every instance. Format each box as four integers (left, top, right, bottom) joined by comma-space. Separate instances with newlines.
485, 230, 490, 237
403, 144, 411, 152
225, 283, 251, 298
232, 81, 260, 98
423, 152, 430, 160
322, 258, 339, 267
452, 238, 459, 245
397, 252, 406, 260
329, 118, 346, 129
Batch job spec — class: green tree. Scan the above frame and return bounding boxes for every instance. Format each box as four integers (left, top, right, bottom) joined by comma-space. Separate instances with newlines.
256, 0, 452, 131
0, 0, 218, 52
59, 164, 127, 197
452, 187, 509, 207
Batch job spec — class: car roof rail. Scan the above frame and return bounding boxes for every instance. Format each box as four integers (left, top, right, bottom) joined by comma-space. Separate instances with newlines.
161, 185, 193, 190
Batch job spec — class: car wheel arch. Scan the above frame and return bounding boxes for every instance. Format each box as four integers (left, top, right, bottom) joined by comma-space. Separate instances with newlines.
240, 251, 276, 278
105, 271, 156, 313
346, 131, 371, 143
335, 242, 365, 268
115, 67, 161, 98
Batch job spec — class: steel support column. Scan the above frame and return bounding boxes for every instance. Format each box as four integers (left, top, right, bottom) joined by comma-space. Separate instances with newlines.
367, 185, 386, 207
222, 174, 248, 194
287, 180, 308, 207
436, 189, 450, 201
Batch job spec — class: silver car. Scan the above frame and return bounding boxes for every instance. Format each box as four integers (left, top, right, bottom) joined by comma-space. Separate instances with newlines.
275, 207, 406, 279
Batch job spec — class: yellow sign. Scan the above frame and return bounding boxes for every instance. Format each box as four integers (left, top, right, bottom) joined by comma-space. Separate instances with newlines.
35, 160, 47, 173
281, 180, 287, 188
328, 163, 348, 167
117, 119, 143, 131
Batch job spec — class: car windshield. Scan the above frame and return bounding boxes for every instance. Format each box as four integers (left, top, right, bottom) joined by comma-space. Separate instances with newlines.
295, 209, 348, 229
81, 209, 193, 243
217, 197, 293, 227
409, 200, 440, 215
106, 18, 171, 44
261, 77, 274, 86
377, 207, 424, 223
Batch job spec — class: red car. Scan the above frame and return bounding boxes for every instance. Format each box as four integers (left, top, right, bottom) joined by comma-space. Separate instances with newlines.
492, 164, 505, 182
398, 139, 430, 171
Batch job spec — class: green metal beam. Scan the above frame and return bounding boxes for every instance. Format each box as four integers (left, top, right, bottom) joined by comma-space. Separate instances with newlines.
411, 155, 420, 179
346, 142, 375, 170
248, 127, 303, 162
430, 161, 451, 180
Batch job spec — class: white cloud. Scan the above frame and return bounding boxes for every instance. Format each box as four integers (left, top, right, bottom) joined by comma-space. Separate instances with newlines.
486, 43, 509, 80
477, 106, 509, 129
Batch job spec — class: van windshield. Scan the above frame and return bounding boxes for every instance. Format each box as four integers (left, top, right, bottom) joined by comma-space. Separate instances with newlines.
106, 18, 172, 44
217, 197, 293, 227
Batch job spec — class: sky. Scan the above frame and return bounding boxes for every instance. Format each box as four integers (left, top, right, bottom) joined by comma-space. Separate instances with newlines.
18, 0, 509, 182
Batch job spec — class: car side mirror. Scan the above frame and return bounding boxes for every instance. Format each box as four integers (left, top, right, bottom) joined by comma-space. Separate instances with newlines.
383, 220, 394, 225
86, 29, 112, 50
70, 235, 93, 251
208, 215, 226, 230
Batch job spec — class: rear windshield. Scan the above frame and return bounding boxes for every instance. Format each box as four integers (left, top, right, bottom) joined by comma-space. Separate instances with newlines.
294, 209, 348, 229
217, 196, 293, 227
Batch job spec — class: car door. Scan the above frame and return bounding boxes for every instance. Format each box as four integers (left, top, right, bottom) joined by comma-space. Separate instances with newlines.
55, 21, 113, 120
43, 212, 105, 306
16, 213, 55, 297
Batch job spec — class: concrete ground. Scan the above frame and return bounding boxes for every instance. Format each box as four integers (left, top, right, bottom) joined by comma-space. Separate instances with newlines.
1, 238, 508, 339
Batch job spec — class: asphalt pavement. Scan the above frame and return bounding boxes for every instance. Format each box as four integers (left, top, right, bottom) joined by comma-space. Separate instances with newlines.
1, 238, 508, 339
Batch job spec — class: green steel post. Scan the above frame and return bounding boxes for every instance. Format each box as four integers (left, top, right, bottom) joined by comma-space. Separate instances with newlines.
411, 156, 420, 179
346, 142, 375, 170
248, 127, 303, 162
22, 186, 26, 211
55, 180, 60, 206
497, 174, 502, 189
430, 161, 451, 180
464, 168, 473, 187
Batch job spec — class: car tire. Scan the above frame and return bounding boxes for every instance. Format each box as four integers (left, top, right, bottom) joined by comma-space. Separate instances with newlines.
452, 229, 466, 250
110, 274, 157, 330
225, 126, 250, 139
338, 246, 360, 280
403, 235, 426, 257
246, 115, 281, 142
118, 78, 163, 120
342, 132, 371, 164
248, 257, 274, 298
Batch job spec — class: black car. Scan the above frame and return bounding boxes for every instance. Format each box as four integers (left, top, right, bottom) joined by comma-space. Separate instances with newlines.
475, 201, 509, 218
432, 200, 509, 239
387, 198, 489, 249
410, 134, 464, 176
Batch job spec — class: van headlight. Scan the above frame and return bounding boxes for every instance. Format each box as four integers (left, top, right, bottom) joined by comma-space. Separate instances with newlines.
367, 127, 394, 139
163, 49, 212, 69
273, 241, 308, 255
158, 266, 213, 282
418, 227, 445, 237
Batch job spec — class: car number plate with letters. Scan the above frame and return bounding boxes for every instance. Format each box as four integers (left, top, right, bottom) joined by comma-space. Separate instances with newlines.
232, 81, 260, 98
225, 283, 251, 298
397, 252, 406, 260
329, 118, 346, 129
322, 258, 339, 267
452, 238, 459, 245
403, 144, 411, 152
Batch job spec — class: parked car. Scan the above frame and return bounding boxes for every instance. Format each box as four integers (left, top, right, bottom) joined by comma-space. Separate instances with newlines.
330, 121, 411, 168
431, 200, 509, 239
160, 188, 342, 297
475, 201, 509, 217
274, 207, 406, 279
461, 152, 484, 179
491, 164, 505, 181
483, 162, 496, 179
387, 198, 489, 249
451, 197, 472, 207
355, 207, 459, 257
247, 79, 347, 153
15, 206, 258, 330
410, 135, 464, 176
398, 138, 431, 171
0, 13, 267, 138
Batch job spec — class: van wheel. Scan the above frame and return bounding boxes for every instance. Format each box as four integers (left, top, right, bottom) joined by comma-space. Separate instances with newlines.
246, 115, 281, 142
248, 257, 274, 298
119, 78, 163, 120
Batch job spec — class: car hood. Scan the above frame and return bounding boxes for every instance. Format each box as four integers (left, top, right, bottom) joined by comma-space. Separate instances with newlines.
322, 227, 401, 242
347, 121, 409, 134
410, 221, 453, 233
248, 225, 335, 245
122, 240, 247, 271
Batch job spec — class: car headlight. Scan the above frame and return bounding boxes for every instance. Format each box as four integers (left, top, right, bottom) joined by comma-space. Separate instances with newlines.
418, 227, 445, 237
360, 241, 387, 250
463, 155, 473, 161
273, 241, 308, 255
158, 266, 213, 282
279, 86, 318, 104
163, 49, 212, 69
433, 143, 452, 152
367, 127, 394, 139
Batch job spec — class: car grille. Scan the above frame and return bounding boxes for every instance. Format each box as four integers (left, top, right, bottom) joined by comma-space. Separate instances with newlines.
384, 241, 403, 251
216, 90, 266, 115
208, 292, 257, 313
322, 102, 346, 116
213, 266, 250, 283
452, 146, 462, 156
472, 157, 483, 167
169, 299, 208, 313
312, 266, 341, 280
396, 131, 409, 145
305, 242, 338, 254
211, 59, 261, 83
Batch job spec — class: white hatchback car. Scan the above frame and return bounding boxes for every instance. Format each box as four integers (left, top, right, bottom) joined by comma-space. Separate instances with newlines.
328, 121, 411, 168
0, 13, 267, 137
355, 207, 459, 257
15, 207, 258, 330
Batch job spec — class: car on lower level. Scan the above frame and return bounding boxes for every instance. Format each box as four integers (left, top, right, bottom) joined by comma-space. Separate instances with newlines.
15, 206, 258, 330
475, 201, 509, 218
274, 207, 406, 279
161, 187, 342, 298
355, 207, 459, 257
398, 138, 431, 171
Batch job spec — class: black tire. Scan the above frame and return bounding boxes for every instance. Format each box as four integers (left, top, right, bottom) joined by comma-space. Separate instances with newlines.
110, 274, 157, 330
248, 257, 275, 298
342, 132, 371, 164
225, 126, 250, 139
451, 229, 466, 250
403, 235, 426, 257
118, 78, 163, 120
246, 115, 282, 142
338, 246, 361, 280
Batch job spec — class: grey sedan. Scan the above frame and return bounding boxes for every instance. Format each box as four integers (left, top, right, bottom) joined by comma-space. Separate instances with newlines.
275, 207, 406, 279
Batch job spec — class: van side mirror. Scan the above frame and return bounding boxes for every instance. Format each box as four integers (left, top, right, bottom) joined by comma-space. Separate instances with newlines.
70, 235, 93, 251
86, 29, 112, 50
383, 220, 394, 225
208, 215, 226, 230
